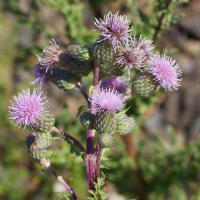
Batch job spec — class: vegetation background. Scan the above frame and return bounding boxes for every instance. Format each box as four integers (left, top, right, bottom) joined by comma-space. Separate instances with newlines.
1, 0, 200, 199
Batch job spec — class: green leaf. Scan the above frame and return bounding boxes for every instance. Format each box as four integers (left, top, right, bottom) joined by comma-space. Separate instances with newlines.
76, 104, 87, 118
89, 190, 95, 195
89, 86, 96, 96
65, 138, 82, 157
138, 9, 149, 25
52, 136, 65, 140
56, 191, 73, 200
90, 157, 96, 164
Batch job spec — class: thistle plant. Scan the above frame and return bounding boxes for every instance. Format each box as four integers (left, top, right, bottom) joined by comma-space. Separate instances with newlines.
8, 11, 182, 199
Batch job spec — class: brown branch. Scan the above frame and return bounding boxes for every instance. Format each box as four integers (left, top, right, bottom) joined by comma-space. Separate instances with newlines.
122, 134, 149, 200
153, 0, 173, 43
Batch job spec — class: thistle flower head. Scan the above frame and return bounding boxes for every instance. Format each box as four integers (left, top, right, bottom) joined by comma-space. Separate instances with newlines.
100, 76, 128, 94
37, 39, 63, 70
90, 88, 125, 113
149, 54, 182, 91
30, 64, 52, 89
94, 11, 133, 50
115, 43, 145, 72
8, 88, 48, 129
133, 35, 154, 63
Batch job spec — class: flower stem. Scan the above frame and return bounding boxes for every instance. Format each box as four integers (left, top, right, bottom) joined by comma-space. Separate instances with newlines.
76, 84, 90, 107
86, 60, 100, 191
46, 165, 78, 200
95, 147, 103, 182
52, 126, 86, 153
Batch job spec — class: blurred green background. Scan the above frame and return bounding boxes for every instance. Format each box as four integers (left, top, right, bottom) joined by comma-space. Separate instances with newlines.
1, 0, 200, 199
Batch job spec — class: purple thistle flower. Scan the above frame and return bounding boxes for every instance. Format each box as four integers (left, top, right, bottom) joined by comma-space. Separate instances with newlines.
94, 11, 133, 50
30, 64, 52, 89
37, 39, 63, 70
149, 54, 182, 91
90, 88, 125, 113
133, 35, 154, 63
8, 88, 49, 129
100, 77, 128, 94
26, 132, 36, 148
115, 42, 145, 72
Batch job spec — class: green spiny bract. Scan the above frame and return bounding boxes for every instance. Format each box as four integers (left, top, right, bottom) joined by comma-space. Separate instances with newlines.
116, 117, 135, 136
94, 112, 116, 134
115, 110, 127, 120
66, 45, 93, 61
59, 53, 93, 77
35, 111, 55, 132
99, 62, 127, 79
132, 72, 159, 98
35, 132, 52, 149
50, 68, 79, 91
26, 132, 52, 162
98, 133, 113, 148
79, 112, 95, 130
91, 38, 115, 63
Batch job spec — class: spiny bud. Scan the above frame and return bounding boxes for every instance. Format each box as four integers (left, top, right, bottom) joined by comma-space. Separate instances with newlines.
116, 117, 135, 136
26, 132, 52, 162
91, 37, 115, 62
115, 110, 127, 120
79, 112, 95, 130
98, 133, 113, 148
132, 72, 159, 98
59, 53, 93, 77
67, 45, 93, 61
35, 111, 55, 132
94, 112, 116, 134
50, 68, 79, 92
35, 132, 52, 149
99, 62, 127, 78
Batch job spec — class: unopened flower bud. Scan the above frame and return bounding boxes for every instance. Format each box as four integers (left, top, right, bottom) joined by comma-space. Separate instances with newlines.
35, 132, 52, 149
59, 53, 93, 77
50, 68, 79, 92
91, 37, 115, 62
94, 112, 116, 134
98, 133, 113, 148
115, 110, 127, 119
26, 132, 52, 162
132, 72, 159, 98
116, 117, 135, 136
35, 111, 55, 132
67, 45, 93, 61
79, 112, 95, 130
99, 62, 127, 78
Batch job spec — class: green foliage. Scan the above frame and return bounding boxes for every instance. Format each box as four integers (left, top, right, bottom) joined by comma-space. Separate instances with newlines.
88, 173, 107, 200
65, 137, 83, 157
76, 104, 88, 118
57, 191, 74, 200
127, 0, 186, 40
42, 0, 97, 45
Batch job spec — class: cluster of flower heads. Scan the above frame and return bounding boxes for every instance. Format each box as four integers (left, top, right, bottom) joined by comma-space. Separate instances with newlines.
8, 11, 182, 138
94, 11, 182, 92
